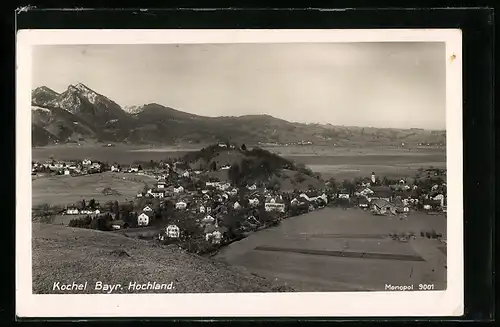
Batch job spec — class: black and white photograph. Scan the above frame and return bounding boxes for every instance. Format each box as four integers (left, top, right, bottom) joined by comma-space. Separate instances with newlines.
16, 29, 463, 317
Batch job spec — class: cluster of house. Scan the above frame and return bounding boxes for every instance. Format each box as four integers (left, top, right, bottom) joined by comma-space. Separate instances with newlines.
31, 159, 103, 176
64, 207, 101, 216
347, 173, 447, 215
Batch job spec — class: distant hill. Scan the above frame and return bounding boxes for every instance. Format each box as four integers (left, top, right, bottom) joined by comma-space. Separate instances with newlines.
31, 83, 446, 147
183, 144, 324, 191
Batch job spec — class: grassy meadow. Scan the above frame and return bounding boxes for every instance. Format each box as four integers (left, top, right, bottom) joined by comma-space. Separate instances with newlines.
32, 172, 156, 207
215, 207, 447, 292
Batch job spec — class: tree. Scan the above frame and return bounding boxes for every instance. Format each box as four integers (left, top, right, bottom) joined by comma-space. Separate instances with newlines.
228, 162, 241, 185
241, 143, 247, 151
80, 199, 87, 210
210, 161, 217, 171
88, 199, 97, 210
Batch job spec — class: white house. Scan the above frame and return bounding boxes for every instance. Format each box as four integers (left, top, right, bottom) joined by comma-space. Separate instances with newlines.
165, 225, 180, 238
299, 193, 311, 201
137, 213, 150, 226
220, 164, 231, 170
157, 181, 166, 189
338, 193, 350, 199
175, 201, 187, 210
318, 193, 329, 204
150, 190, 165, 199
218, 143, 227, 148
201, 214, 215, 225
229, 188, 238, 196
249, 198, 260, 207
182, 170, 190, 178
66, 208, 79, 215
219, 183, 231, 191
233, 201, 241, 210
80, 209, 92, 215
82, 159, 92, 166
111, 165, 120, 172
247, 184, 257, 190
136, 193, 143, 198
199, 205, 206, 213
143, 205, 153, 212
290, 198, 299, 206
63, 169, 71, 175
173, 186, 184, 193
264, 202, 285, 213
356, 187, 374, 197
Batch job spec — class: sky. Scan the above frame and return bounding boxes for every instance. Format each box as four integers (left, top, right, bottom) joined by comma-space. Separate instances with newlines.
32, 42, 446, 129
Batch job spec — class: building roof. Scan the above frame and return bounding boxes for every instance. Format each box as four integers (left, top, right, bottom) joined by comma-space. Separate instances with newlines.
371, 199, 393, 208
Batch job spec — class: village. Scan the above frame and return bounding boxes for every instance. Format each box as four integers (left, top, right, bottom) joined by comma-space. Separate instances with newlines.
32, 143, 448, 254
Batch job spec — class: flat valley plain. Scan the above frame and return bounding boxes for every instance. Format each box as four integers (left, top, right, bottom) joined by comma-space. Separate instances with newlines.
32, 144, 446, 181
215, 207, 447, 292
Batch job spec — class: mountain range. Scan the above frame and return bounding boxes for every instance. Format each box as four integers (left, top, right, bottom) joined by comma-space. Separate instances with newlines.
31, 83, 446, 147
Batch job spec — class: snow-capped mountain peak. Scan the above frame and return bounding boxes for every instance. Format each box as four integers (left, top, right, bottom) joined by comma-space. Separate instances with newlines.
69, 82, 99, 104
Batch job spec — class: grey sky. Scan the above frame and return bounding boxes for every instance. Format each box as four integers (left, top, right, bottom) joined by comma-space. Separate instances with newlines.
32, 42, 446, 129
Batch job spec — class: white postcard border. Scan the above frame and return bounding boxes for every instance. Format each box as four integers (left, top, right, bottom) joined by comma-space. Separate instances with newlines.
16, 29, 463, 318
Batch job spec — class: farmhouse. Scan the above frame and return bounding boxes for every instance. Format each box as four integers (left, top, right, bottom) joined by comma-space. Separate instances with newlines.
165, 224, 180, 238
264, 198, 285, 213
356, 187, 373, 197
337, 192, 350, 199
233, 201, 242, 210
66, 208, 80, 215
248, 198, 260, 207
200, 214, 215, 227
173, 186, 184, 193
247, 184, 257, 190
137, 212, 152, 227
371, 199, 398, 215
142, 205, 153, 212
205, 225, 228, 244
149, 189, 165, 199
423, 199, 441, 211
175, 201, 187, 210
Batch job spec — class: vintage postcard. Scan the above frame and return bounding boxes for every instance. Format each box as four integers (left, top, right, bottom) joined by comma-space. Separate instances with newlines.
16, 29, 463, 318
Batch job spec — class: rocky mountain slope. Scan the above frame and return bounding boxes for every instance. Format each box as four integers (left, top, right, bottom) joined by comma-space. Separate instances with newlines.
31, 83, 447, 147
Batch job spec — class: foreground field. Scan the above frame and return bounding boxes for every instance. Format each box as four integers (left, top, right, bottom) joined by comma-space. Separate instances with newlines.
32, 223, 292, 294
215, 207, 447, 292
32, 172, 156, 207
